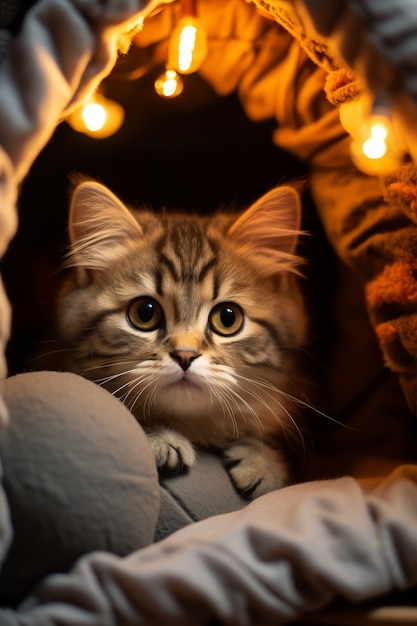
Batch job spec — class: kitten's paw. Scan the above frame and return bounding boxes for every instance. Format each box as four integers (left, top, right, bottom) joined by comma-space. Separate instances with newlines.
147, 427, 195, 475
224, 438, 288, 499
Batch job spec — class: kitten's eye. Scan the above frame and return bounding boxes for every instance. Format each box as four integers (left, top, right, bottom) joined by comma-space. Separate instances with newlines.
209, 302, 244, 336
127, 297, 163, 331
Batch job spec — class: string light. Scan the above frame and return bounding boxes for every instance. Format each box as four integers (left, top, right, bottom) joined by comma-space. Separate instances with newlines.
154, 67, 184, 98
67, 92, 124, 138
154, 0, 207, 98
340, 95, 405, 175
362, 121, 388, 160
81, 102, 107, 132
168, 15, 207, 74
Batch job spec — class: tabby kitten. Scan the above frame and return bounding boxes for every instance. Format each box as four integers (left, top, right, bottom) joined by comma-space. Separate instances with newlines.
57, 180, 306, 499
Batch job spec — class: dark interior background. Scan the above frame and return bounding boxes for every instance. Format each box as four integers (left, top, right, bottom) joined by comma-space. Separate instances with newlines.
1, 55, 335, 377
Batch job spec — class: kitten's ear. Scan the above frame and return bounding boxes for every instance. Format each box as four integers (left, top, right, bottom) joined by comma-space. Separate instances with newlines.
67, 181, 142, 270
227, 186, 303, 275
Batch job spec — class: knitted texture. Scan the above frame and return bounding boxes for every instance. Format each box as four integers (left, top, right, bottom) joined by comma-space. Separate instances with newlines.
363, 164, 417, 412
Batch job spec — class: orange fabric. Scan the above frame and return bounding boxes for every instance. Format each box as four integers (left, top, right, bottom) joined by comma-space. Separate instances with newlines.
366, 260, 417, 308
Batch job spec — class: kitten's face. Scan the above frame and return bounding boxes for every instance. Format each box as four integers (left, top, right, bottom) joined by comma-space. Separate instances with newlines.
58, 182, 306, 446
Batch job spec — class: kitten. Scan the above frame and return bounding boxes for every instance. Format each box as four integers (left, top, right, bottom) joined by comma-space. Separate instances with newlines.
57, 180, 306, 499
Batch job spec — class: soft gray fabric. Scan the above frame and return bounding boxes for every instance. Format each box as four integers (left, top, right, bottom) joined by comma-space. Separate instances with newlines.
0, 458, 12, 585
300, 0, 417, 101
0, 0, 21, 62
0, 371, 159, 607
0, 465, 413, 625
157, 451, 247, 542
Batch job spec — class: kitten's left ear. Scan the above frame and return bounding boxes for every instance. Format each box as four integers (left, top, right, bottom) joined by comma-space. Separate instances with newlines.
66, 181, 143, 271
69, 181, 142, 247
227, 186, 302, 274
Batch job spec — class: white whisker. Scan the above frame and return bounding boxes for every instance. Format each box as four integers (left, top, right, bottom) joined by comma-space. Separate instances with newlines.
226, 385, 265, 438
277, 387, 354, 430
130, 376, 157, 417
210, 383, 240, 438
230, 371, 306, 449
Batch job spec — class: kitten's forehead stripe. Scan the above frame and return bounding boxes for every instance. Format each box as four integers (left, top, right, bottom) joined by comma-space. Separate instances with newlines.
212, 270, 220, 301
157, 220, 219, 290
159, 251, 180, 283
197, 257, 217, 284
175, 223, 213, 273
154, 268, 163, 296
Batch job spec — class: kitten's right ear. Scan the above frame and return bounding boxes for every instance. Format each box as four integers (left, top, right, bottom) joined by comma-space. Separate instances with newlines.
67, 181, 142, 270
227, 186, 303, 277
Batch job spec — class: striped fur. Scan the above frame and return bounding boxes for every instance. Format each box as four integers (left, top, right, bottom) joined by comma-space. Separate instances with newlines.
57, 181, 307, 498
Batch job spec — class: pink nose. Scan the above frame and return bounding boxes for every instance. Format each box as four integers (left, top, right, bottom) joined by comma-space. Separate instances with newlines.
170, 350, 200, 371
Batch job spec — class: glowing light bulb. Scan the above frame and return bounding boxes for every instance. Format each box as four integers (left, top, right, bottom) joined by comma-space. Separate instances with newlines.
177, 25, 197, 72
67, 93, 124, 139
362, 121, 389, 159
340, 97, 405, 175
154, 68, 184, 98
168, 16, 207, 74
81, 102, 107, 132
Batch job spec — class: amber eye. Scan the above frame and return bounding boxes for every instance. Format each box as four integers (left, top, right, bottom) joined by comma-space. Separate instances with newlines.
209, 302, 244, 336
127, 297, 163, 331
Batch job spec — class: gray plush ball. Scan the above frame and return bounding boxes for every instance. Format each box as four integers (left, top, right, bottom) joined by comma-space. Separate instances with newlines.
0, 371, 159, 607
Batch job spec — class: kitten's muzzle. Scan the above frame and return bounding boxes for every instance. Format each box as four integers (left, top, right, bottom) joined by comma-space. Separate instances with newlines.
169, 349, 201, 371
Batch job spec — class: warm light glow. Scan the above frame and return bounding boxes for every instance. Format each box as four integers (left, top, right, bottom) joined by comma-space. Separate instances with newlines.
340, 97, 405, 175
351, 112, 399, 173
362, 122, 389, 159
168, 16, 208, 74
154, 68, 184, 98
177, 25, 197, 72
81, 102, 107, 132
67, 93, 124, 139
